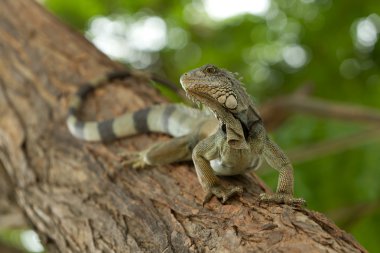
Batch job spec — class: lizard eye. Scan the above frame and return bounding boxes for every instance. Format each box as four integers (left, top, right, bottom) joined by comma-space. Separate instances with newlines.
205, 66, 216, 74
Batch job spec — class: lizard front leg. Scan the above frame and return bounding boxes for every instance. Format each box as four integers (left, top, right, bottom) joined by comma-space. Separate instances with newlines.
192, 136, 243, 205
249, 123, 305, 206
259, 136, 306, 206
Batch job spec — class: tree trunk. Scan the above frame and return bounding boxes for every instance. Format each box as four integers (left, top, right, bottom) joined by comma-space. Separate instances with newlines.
0, 0, 367, 252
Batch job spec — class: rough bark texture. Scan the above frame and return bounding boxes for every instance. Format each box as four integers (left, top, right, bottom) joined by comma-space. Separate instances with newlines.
0, 0, 367, 252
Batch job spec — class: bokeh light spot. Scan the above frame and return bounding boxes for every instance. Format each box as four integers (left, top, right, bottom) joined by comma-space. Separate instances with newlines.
203, 0, 271, 20
282, 44, 308, 68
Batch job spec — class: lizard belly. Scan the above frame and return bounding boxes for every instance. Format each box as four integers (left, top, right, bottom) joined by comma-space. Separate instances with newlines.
210, 156, 261, 176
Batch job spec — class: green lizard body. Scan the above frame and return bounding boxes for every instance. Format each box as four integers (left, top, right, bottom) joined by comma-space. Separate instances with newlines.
67, 65, 305, 205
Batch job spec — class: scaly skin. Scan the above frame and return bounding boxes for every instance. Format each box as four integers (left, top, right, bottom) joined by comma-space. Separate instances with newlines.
180, 64, 305, 205
67, 65, 305, 206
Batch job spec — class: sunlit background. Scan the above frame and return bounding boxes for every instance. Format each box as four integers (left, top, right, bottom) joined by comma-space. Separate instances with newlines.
2, 0, 379, 252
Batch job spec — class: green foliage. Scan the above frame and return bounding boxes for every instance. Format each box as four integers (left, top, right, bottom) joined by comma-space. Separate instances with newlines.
0, 229, 42, 253
42, 0, 380, 251
45, 0, 107, 29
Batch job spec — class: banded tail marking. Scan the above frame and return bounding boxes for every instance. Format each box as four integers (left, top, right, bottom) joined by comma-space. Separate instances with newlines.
67, 72, 132, 141
67, 71, 210, 142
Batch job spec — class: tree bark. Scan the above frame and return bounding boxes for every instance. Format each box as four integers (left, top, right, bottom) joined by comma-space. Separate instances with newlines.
0, 0, 367, 252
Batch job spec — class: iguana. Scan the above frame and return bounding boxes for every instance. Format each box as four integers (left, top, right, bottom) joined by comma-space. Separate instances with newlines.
67, 64, 305, 205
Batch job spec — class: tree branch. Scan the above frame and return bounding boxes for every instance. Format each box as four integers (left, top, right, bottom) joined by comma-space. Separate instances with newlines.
261, 88, 380, 129
260, 86, 380, 163
0, 0, 367, 252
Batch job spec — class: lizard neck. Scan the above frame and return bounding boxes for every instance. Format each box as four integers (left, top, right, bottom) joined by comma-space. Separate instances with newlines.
179, 64, 262, 149
206, 104, 247, 150
210, 106, 250, 150
200, 95, 260, 150
235, 104, 262, 131
224, 108, 260, 140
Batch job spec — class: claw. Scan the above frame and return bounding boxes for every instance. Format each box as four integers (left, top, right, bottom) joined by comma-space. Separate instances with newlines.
119, 152, 148, 169
258, 193, 306, 206
203, 184, 243, 205
202, 192, 214, 206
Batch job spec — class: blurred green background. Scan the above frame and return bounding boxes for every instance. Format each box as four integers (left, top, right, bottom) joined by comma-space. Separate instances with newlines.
3, 0, 380, 252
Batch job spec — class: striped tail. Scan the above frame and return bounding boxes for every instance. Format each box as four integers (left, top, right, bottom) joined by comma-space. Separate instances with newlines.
67, 72, 208, 142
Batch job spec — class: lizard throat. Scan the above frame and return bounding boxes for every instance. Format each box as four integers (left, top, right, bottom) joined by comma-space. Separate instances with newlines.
187, 90, 251, 141
221, 121, 249, 140
186, 91, 230, 121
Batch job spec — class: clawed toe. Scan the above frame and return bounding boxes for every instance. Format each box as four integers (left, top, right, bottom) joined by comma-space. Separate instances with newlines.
259, 193, 306, 206
119, 152, 148, 169
203, 184, 243, 205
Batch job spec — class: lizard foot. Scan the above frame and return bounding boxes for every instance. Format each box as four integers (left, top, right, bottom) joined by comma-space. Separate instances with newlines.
258, 193, 306, 206
203, 184, 243, 205
119, 152, 149, 169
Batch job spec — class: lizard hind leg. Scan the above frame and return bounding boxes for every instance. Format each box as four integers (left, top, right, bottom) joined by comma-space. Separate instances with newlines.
120, 134, 198, 169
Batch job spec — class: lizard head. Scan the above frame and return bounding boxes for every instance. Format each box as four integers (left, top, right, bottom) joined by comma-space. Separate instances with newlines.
180, 64, 243, 113
180, 64, 260, 122
180, 64, 261, 149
